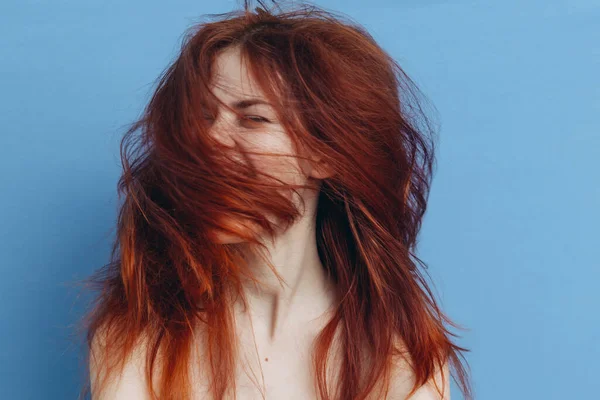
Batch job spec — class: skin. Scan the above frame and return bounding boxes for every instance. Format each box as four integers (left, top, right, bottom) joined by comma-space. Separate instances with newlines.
205, 45, 339, 398
207, 45, 336, 340
90, 45, 450, 400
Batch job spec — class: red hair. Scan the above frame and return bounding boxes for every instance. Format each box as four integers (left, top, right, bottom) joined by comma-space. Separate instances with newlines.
76, 1, 472, 399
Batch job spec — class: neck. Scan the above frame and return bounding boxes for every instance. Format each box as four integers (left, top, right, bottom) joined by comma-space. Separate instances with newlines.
233, 191, 337, 345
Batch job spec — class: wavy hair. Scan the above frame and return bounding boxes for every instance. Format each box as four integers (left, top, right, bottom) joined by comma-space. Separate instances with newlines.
76, 1, 472, 399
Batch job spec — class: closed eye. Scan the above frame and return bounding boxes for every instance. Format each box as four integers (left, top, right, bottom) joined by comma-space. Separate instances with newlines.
201, 114, 270, 125
243, 115, 270, 123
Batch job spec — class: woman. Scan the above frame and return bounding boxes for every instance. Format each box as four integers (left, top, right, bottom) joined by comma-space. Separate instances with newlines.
79, 1, 472, 399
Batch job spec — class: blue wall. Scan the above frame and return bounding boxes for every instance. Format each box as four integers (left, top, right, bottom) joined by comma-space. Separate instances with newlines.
1, 1, 597, 398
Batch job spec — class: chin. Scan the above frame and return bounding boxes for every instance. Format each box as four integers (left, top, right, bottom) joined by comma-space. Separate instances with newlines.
209, 230, 247, 244
208, 217, 261, 244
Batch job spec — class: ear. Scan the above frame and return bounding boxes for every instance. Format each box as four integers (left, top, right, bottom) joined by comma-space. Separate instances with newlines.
309, 157, 334, 180
295, 140, 334, 179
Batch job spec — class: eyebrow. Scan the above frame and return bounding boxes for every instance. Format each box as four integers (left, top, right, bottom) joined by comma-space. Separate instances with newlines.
231, 98, 273, 109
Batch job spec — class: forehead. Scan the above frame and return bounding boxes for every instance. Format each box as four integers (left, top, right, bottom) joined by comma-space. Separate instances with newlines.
210, 46, 267, 101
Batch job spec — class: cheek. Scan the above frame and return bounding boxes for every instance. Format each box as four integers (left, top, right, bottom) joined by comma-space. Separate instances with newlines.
242, 134, 308, 185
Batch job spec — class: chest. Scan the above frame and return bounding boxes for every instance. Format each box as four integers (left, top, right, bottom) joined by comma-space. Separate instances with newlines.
232, 324, 322, 400
186, 316, 405, 399
188, 322, 328, 400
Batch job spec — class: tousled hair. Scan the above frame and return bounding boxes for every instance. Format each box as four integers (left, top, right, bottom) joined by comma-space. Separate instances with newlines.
75, 1, 472, 399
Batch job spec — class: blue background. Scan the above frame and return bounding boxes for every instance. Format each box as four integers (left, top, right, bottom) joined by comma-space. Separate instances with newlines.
1, 1, 598, 398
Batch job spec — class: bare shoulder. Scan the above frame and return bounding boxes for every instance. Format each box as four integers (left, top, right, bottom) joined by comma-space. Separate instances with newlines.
385, 339, 451, 400
89, 327, 152, 400
403, 361, 450, 400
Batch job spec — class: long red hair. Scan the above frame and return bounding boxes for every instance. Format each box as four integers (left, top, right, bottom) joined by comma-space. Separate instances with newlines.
76, 1, 472, 399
